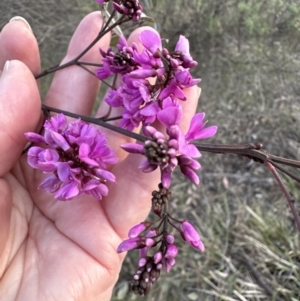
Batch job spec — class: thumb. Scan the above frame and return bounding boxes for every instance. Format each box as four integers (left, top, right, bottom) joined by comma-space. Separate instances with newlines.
0, 60, 41, 176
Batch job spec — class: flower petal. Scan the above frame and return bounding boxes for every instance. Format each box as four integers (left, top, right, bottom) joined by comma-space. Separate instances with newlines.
57, 162, 73, 183
117, 238, 146, 253
55, 181, 79, 200
139, 30, 162, 54
25, 132, 45, 143
180, 166, 200, 185
179, 144, 201, 158
50, 131, 70, 151
121, 143, 144, 154
94, 168, 116, 182
157, 106, 181, 127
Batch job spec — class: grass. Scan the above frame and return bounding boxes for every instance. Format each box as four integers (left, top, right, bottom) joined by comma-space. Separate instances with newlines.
1, 0, 300, 300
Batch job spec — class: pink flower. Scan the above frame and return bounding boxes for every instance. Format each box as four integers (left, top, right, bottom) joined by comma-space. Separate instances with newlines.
180, 220, 205, 252
97, 30, 201, 133
25, 114, 118, 201
117, 237, 155, 253
121, 112, 217, 188
128, 222, 151, 238
113, 0, 143, 21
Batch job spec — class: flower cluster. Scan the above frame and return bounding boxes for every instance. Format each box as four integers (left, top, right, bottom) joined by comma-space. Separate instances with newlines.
96, 0, 143, 21
25, 114, 118, 200
97, 35, 139, 80
97, 30, 201, 131
121, 113, 217, 187
95, 27, 216, 295
97, 29, 217, 187
117, 185, 205, 296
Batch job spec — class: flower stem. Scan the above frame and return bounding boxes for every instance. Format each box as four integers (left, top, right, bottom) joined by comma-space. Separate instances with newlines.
42, 104, 147, 143
35, 15, 130, 79
266, 162, 300, 232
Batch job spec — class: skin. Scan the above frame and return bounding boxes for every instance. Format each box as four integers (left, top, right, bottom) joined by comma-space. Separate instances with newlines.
0, 12, 200, 301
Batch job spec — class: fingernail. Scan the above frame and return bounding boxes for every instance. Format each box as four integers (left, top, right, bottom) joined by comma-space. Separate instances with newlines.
0, 61, 10, 79
197, 87, 202, 98
9, 16, 32, 32
4, 61, 10, 71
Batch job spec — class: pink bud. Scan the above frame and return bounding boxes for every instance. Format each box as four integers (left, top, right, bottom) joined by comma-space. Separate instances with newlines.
128, 222, 151, 238
165, 244, 178, 258
180, 220, 205, 252
117, 237, 146, 253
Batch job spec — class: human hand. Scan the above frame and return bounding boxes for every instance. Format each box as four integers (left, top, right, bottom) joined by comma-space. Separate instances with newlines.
0, 13, 200, 301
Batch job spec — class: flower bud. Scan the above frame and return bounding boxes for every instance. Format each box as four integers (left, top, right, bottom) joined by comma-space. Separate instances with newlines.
180, 220, 205, 252
128, 222, 151, 238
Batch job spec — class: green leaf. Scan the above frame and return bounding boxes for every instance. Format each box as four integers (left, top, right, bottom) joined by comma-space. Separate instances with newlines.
140, 13, 155, 25
110, 35, 119, 47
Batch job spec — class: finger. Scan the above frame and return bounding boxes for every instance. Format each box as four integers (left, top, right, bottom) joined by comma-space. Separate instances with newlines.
96, 26, 158, 161
44, 12, 111, 116
179, 86, 201, 132
0, 180, 12, 263
0, 60, 41, 176
103, 85, 201, 238
0, 16, 40, 75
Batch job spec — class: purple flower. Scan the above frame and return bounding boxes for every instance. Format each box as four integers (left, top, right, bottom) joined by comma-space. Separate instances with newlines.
166, 234, 175, 244
113, 0, 143, 21
157, 97, 182, 127
121, 126, 178, 187
97, 29, 202, 133
164, 257, 176, 273
180, 220, 205, 252
104, 74, 154, 131
177, 155, 201, 185
117, 237, 155, 253
27, 147, 59, 172
159, 82, 186, 101
154, 251, 163, 264
96, 36, 139, 80
185, 113, 218, 142
121, 112, 217, 188
131, 256, 162, 296
25, 114, 118, 201
165, 244, 178, 259
128, 222, 151, 238
138, 30, 162, 55
139, 228, 158, 258
174, 69, 201, 88
174, 35, 198, 68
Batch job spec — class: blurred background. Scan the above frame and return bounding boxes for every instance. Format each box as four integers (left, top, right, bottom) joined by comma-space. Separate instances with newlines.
1, 0, 300, 300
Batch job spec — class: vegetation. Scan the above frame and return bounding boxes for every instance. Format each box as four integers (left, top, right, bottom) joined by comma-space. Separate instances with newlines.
1, 0, 299, 300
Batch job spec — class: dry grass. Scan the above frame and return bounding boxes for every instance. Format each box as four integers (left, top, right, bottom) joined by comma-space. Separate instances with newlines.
1, 1, 300, 300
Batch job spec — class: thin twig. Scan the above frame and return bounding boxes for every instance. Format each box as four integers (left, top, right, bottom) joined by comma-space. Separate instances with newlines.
101, 115, 122, 122
35, 15, 130, 79
77, 63, 98, 78
195, 142, 300, 169
270, 161, 300, 185
42, 104, 147, 143
77, 61, 103, 67
98, 106, 112, 120
38, 106, 300, 231
266, 162, 300, 232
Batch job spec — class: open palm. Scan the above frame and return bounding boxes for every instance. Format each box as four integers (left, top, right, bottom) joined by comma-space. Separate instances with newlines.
0, 12, 199, 301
